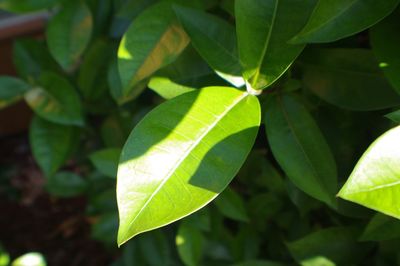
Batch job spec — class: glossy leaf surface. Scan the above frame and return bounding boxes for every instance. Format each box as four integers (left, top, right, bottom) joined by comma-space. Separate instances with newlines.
291, 0, 400, 43
235, 0, 316, 89
47, 1, 93, 70
30, 116, 78, 177
24, 72, 84, 126
174, 6, 244, 87
118, 2, 189, 93
371, 9, 400, 94
300, 48, 400, 111
117, 87, 260, 245
90, 148, 121, 178
0, 76, 31, 109
338, 126, 400, 219
264, 94, 337, 207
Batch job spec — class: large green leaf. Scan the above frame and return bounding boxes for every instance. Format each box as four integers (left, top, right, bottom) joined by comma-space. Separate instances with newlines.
338, 126, 400, 219
264, 94, 337, 207
0, 76, 31, 109
174, 6, 244, 87
360, 213, 400, 241
370, 8, 400, 94
235, 0, 316, 90
176, 222, 205, 266
47, 0, 93, 70
117, 86, 260, 245
291, 0, 400, 43
30, 116, 79, 177
118, 2, 189, 94
300, 48, 400, 111
0, 0, 58, 12
24, 72, 84, 126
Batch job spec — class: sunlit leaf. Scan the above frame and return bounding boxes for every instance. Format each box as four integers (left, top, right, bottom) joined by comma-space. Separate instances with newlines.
360, 213, 400, 241
117, 86, 260, 245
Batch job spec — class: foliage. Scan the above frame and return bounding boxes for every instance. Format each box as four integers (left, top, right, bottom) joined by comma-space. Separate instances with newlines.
1, 0, 400, 265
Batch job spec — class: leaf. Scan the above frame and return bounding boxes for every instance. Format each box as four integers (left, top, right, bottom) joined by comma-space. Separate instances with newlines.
234, 260, 286, 266
176, 222, 205, 266
118, 2, 189, 93
360, 213, 400, 241
30, 116, 79, 177
138, 231, 171, 266
148, 77, 195, 99
13, 39, 60, 80
287, 226, 370, 265
291, 0, 400, 43
300, 48, 400, 111
47, 0, 93, 70
371, 8, 400, 94
235, 0, 316, 90
0, 76, 31, 109
0, 0, 58, 12
24, 72, 84, 126
46, 171, 88, 197
174, 6, 244, 87
214, 187, 249, 222
338, 126, 400, 219
91, 212, 119, 246
117, 86, 260, 245
386, 109, 400, 124
89, 148, 121, 178
11, 252, 46, 266
264, 94, 337, 207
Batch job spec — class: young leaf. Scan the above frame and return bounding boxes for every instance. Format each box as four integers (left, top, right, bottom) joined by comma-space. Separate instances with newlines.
24, 72, 84, 126
214, 187, 249, 222
30, 116, 79, 177
118, 2, 189, 93
360, 213, 400, 241
47, 0, 93, 70
370, 9, 400, 94
338, 126, 400, 219
89, 148, 121, 178
300, 48, 400, 111
0, 76, 31, 109
264, 94, 337, 207
235, 0, 316, 90
46, 171, 88, 197
117, 86, 260, 245
176, 222, 205, 266
174, 6, 244, 87
291, 0, 400, 43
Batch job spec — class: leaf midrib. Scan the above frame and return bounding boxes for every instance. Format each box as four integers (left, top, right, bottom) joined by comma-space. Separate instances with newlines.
125, 91, 249, 234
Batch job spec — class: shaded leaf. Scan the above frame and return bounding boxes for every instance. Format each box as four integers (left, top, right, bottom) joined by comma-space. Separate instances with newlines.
338, 126, 400, 219
118, 2, 189, 93
47, 1, 93, 70
360, 213, 400, 241
0, 76, 31, 109
174, 6, 244, 87
291, 0, 400, 43
91, 212, 119, 246
30, 116, 79, 177
89, 148, 121, 178
386, 109, 400, 124
300, 48, 400, 111
215, 187, 249, 222
235, 0, 316, 89
138, 231, 171, 266
117, 86, 260, 245
46, 171, 88, 197
264, 94, 337, 207
24, 72, 84, 126
176, 222, 205, 266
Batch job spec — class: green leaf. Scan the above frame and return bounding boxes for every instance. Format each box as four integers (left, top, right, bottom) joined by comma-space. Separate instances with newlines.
287, 226, 369, 265
214, 187, 249, 222
46, 171, 88, 197
235, 0, 316, 90
91, 212, 119, 246
291, 0, 400, 43
117, 86, 260, 245
386, 109, 400, 124
234, 260, 286, 266
0, 244, 10, 266
13, 39, 60, 80
118, 2, 189, 93
138, 231, 171, 266
148, 77, 195, 99
338, 126, 400, 219
11, 252, 46, 266
0, 76, 31, 109
300, 48, 400, 111
30, 116, 79, 177
24, 72, 84, 126
89, 148, 121, 178
0, 0, 58, 12
371, 8, 400, 94
360, 213, 400, 241
176, 222, 205, 266
174, 6, 244, 87
264, 94, 337, 207
47, 0, 93, 70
